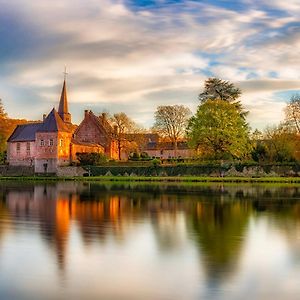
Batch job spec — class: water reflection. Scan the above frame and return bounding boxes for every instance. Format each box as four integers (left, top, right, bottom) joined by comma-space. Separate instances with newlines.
0, 182, 299, 299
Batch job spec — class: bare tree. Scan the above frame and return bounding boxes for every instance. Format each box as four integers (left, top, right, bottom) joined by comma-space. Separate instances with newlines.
153, 105, 191, 156
110, 112, 139, 160
285, 94, 300, 133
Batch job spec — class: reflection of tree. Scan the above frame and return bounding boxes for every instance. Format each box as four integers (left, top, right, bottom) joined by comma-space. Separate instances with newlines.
188, 200, 251, 283
2, 181, 300, 285
149, 194, 191, 252
0, 199, 9, 249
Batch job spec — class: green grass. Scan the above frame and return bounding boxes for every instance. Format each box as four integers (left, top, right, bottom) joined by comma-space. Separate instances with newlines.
0, 175, 300, 184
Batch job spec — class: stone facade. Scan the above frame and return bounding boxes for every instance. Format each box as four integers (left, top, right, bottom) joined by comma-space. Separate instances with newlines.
7, 140, 36, 166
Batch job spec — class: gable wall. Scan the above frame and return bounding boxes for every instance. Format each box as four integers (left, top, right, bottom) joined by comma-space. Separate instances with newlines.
7, 141, 36, 166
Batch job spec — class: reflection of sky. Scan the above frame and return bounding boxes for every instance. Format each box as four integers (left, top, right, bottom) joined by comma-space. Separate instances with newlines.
0, 184, 300, 299
0, 0, 299, 129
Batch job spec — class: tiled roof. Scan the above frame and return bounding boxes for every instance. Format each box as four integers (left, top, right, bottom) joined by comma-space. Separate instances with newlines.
38, 108, 70, 133
7, 123, 42, 142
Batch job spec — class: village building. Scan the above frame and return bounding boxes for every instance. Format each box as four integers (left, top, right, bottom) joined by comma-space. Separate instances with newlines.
7, 79, 117, 173
124, 133, 194, 160
7, 77, 194, 173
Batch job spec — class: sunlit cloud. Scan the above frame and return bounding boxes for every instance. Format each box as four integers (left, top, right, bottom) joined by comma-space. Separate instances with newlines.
0, 0, 299, 128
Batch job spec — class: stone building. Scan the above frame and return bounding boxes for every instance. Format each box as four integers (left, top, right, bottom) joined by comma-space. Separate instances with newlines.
7, 79, 114, 173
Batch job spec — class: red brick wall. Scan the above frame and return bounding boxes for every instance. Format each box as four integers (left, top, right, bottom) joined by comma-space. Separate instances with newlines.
75, 114, 118, 159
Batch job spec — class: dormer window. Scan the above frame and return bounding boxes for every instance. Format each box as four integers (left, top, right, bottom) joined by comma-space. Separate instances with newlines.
40, 139, 45, 146
49, 139, 54, 146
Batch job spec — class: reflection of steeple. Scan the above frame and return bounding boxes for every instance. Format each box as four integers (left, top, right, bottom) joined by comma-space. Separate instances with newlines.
54, 197, 71, 271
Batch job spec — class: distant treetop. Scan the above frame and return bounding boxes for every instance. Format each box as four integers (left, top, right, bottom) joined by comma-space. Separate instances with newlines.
198, 77, 242, 103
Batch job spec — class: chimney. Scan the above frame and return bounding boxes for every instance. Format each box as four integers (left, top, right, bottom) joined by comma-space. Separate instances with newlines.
43, 114, 46, 121
84, 110, 89, 118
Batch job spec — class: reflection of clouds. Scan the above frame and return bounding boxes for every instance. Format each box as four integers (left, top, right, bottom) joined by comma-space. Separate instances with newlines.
1, 183, 300, 299
219, 216, 300, 300
0, 0, 299, 128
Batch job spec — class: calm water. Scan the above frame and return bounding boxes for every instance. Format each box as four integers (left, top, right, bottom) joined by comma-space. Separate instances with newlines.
0, 182, 300, 300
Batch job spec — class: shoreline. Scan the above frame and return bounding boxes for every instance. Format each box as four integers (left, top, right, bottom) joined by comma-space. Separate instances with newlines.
0, 176, 300, 184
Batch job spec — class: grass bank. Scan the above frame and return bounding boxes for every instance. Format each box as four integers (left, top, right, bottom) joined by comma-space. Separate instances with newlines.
0, 176, 300, 184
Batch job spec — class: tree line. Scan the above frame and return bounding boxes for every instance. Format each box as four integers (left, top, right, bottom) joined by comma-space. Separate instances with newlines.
0, 78, 299, 163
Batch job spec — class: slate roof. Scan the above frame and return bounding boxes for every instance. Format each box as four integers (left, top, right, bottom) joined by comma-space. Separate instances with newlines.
7, 123, 42, 142
37, 108, 70, 133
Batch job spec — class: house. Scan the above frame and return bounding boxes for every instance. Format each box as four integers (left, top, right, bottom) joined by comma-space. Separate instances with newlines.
124, 133, 195, 159
7, 79, 112, 173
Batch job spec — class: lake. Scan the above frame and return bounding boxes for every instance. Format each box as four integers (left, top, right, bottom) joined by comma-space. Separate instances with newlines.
0, 181, 299, 300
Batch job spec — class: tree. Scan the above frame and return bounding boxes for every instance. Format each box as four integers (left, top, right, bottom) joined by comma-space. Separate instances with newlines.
285, 94, 300, 133
198, 78, 246, 117
153, 105, 191, 156
187, 100, 251, 159
263, 125, 299, 162
110, 112, 139, 160
0, 99, 8, 152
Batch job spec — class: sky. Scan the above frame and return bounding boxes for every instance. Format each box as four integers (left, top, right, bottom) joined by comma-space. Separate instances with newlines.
0, 0, 299, 130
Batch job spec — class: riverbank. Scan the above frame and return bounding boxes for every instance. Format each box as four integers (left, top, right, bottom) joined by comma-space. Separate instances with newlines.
0, 176, 300, 183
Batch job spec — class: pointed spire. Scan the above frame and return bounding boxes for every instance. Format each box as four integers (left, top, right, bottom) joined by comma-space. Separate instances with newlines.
58, 68, 71, 124
58, 80, 68, 114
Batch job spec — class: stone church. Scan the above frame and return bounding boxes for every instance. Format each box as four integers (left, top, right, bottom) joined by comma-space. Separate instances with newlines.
7, 79, 118, 173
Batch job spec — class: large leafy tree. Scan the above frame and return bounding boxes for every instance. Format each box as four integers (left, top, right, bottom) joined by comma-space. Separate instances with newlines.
285, 94, 300, 133
153, 105, 191, 155
187, 100, 251, 159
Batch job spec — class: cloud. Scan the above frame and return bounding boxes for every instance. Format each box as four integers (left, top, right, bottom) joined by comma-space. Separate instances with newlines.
0, 0, 299, 129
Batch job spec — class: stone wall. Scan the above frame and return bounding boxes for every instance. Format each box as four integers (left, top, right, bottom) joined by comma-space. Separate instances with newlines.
56, 166, 87, 177
34, 158, 58, 174
0, 165, 34, 176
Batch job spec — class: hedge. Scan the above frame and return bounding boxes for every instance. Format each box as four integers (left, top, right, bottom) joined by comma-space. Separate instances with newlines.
86, 162, 300, 177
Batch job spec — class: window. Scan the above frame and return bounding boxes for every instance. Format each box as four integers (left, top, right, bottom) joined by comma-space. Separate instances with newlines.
59, 139, 63, 147
26, 142, 30, 156
49, 139, 54, 146
16, 143, 21, 155
40, 139, 45, 146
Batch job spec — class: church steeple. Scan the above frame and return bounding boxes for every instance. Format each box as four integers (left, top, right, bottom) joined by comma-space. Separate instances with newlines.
58, 69, 71, 124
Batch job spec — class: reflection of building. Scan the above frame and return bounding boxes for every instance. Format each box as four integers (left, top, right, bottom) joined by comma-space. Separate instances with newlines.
7, 79, 118, 173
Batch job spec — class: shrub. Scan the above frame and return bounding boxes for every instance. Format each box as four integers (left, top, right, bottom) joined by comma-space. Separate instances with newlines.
77, 152, 108, 166
129, 152, 140, 161
152, 158, 161, 167
0, 151, 7, 164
